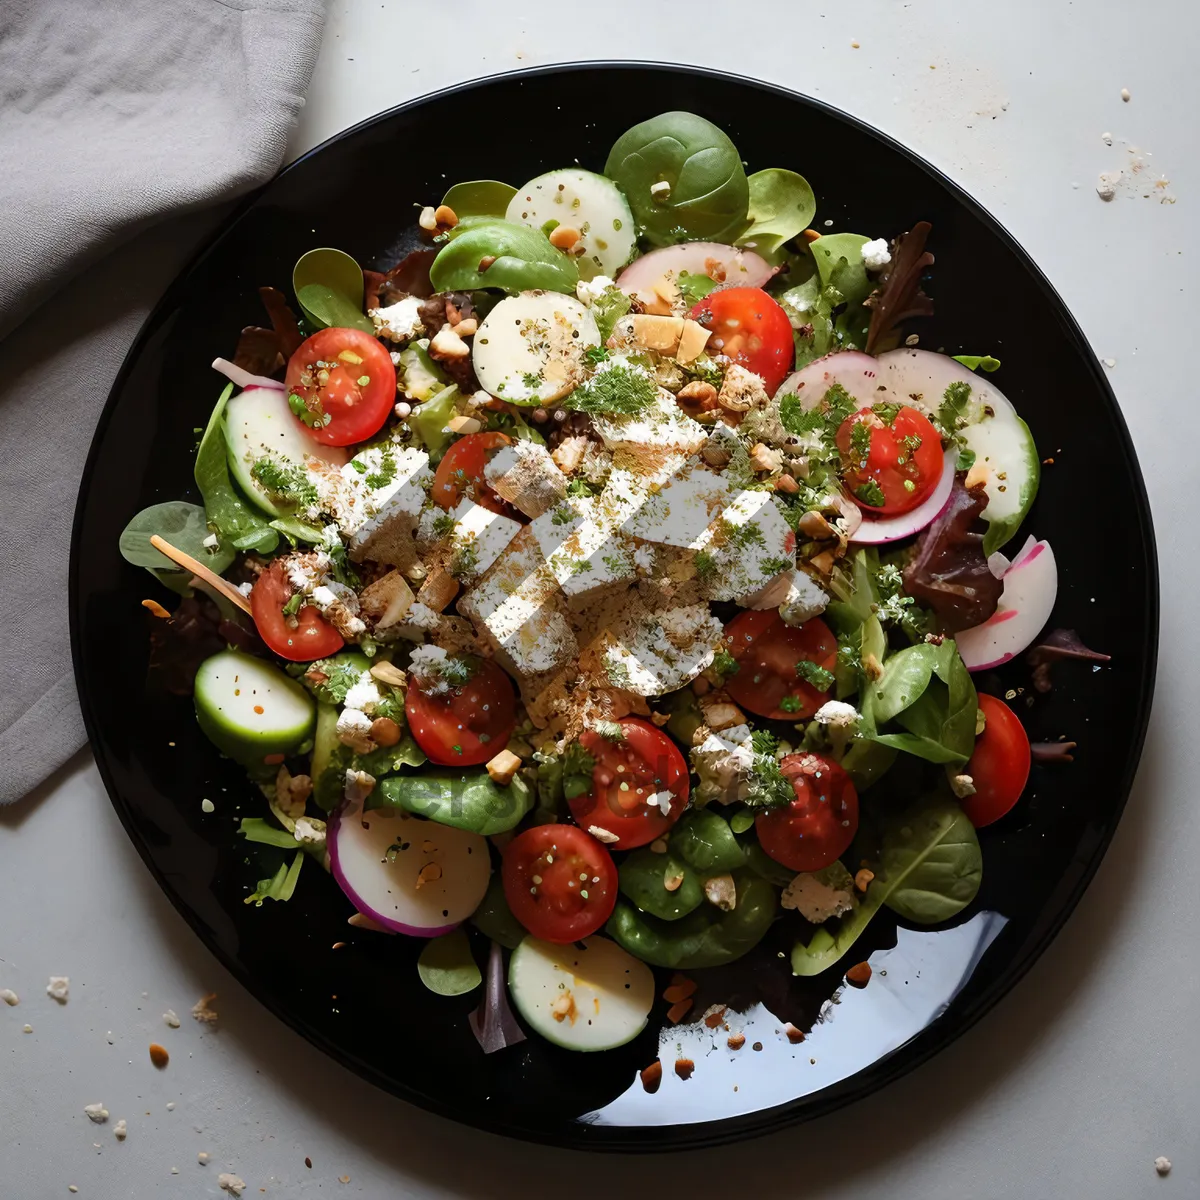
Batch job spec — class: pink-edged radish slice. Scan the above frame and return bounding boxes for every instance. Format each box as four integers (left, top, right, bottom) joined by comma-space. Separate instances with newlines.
616, 242, 774, 303
849, 446, 958, 545
956, 536, 1057, 671
329, 792, 490, 938
776, 350, 898, 414
876, 348, 1039, 555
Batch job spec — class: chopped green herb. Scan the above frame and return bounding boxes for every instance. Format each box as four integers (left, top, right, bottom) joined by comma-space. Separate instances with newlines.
957, 447, 977, 472
250, 456, 319, 509
288, 391, 328, 429
605, 658, 632, 688
568, 558, 593, 576
601, 554, 628, 575
902, 434, 923, 453
693, 549, 717, 578
432, 512, 456, 538
567, 477, 600, 498
720, 519, 765, 551
593, 720, 625, 742
795, 659, 836, 691
521, 370, 543, 389
306, 657, 364, 705
281, 593, 303, 618
935, 380, 972, 437
551, 505, 575, 526
750, 728, 778, 756
871, 401, 901, 426
565, 362, 656, 416
356, 375, 371, 387
849, 419, 872, 466
952, 354, 1001, 373
711, 648, 740, 679
903, 479, 917, 493
778, 694, 802, 713
854, 479, 886, 508
363, 451, 398, 491
760, 556, 794, 578
450, 541, 480, 578
350, 459, 368, 474
584, 345, 610, 366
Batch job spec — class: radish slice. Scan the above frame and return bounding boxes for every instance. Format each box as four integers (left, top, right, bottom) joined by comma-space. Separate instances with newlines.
956, 537, 1058, 671
776, 351, 897, 413
616, 242, 774, 303
329, 792, 490, 937
849, 446, 958, 545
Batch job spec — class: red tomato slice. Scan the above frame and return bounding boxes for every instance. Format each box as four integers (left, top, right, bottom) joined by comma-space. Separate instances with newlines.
431, 431, 512, 512
756, 753, 859, 872
284, 328, 397, 447
836, 404, 944, 515
249, 560, 343, 662
567, 718, 689, 849
404, 657, 516, 766
723, 610, 837, 720
961, 693, 1032, 827
688, 287, 794, 395
503, 823, 618, 944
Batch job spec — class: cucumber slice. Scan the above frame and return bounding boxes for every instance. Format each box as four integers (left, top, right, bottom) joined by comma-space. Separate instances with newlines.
506, 169, 636, 281
472, 292, 599, 406
194, 649, 315, 765
398, 343, 449, 402
507, 935, 654, 1052
223, 386, 348, 516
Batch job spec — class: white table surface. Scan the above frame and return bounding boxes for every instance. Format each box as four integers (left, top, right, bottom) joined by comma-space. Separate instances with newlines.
5, 1, 1195, 1195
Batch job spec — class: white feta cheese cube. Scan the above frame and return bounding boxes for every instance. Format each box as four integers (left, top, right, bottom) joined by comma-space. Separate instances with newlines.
600, 600, 722, 696
482, 440, 567, 518
370, 295, 425, 342
343, 670, 384, 714
780, 569, 830, 626
862, 238, 892, 271
447, 497, 522, 582
589, 387, 707, 478
341, 446, 432, 567
693, 490, 797, 604
618, 463, 731, 549
458, 527, 577, 677
530, 496, 635, 603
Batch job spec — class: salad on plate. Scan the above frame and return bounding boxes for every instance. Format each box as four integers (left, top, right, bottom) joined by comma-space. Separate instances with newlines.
121, 110, 1092, 1059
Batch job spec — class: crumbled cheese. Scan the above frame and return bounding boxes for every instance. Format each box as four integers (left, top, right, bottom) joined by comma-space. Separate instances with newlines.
648, 790, 674, 816
162, 1009, 180, 1028
113, 1118, 128, 1141
370, 295, 425, 342
335, 707, 375, 752
575, 275, 616, 306
779, 569, 829, 625
814, 700, 859, 728
407, 643, 450, 681
691, 725, 756, 805
0, 988, 18, 1006
343, 670, 384, 714
218, 1174, 247, 1197
191, 994, 219, 1025
344, 770, 376, 805
862, 238, 892, 270
47, 976, 69, 1003
781, 872, 857, 924
84, 1103, 109, 1124
950, 773, 976, 798
201, 532, 219, 549
293, 816, 327, 848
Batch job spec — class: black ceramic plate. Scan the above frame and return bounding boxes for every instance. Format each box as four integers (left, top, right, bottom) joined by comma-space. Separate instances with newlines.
70, 64, 1157, 1150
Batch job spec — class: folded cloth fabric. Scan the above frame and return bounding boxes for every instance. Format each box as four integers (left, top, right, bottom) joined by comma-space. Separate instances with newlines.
0, 0, 326, 802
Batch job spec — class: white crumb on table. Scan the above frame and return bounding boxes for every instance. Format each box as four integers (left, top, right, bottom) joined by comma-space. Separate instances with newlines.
46, 976, 69, 1003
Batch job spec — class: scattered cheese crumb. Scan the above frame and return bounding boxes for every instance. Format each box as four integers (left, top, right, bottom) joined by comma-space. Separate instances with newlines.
113, 1119, 127, 1141
47, 976, 70, 1003
192, 994, 219, 1025
23, 1023, 33, 1033
163, 1010, 180, 1028
198, 1152, 210, 1164
1154, 1156, 1171, 1176
218, 1174, 246, 1196
1097, 170, 1122, 201
861, 238, 891, 271
0, 988, 18, 1006
1121, 87, 1131, 101
84, 1103, 109, 1124
166, 1102, 176, 1111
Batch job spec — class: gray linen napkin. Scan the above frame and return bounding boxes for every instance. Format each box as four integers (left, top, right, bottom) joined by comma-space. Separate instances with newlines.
0, 0, 326, 802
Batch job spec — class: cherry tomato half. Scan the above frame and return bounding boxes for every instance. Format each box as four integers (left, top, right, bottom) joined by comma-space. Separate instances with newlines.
836, 404, 945, 515
756, 753, 859, 873
689, 287, 794, 395
284, 327, 397, 447
960, 693, 1032, 828
503, 823, 619, 943
249, 560, 344, 662
404, 657, 516, 766
723, 610, 838, 720
431, 431, 512, 512
567, 718, 689, 849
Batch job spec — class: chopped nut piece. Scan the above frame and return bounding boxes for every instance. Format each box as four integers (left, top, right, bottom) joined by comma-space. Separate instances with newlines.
798, 510, 836, 539
749, 442, 783, 473
430, 326, 470, 361
587, 824, 620, 844
446, 414, 483, 435
640, 1061, 663, 1093
478, 255, 497, 271
950, 773, 976, 798
649, 837, 668, 854
701, 443, 731, 468
550, 434, 588, 474
148, 1043, 170, 1069
703, 1005, 727, 1029
845, 961, 872, 988
774, 473, 800, 494
415, 862, 443, 889
370, 717, 401, 747
141, 598, 171, 618
854, 868, 875, 892
191, 993, 218, 1025
650, 180, 672, 200
369, 660, 408, 688
863, 652, 884, 681
639, 275, 681, 316
453, 318, 479, 337
785, 1024, 806, 1044
433, 204, 458, 228
727, 1032, 746, 1050
418, 206, 438, 231
486, 748, 522, 786
965, 461, 991, 491
662, 975, 697, 1002
718, 363, 768, 413
703, 873, 737, 911
666, 999, 693, 1024
630, 313, 685, 354
674, 1057, 695, 1081
347, 912, 392, 932
675, 318, 711, 363
663, 870, 686, 893
416, 565, 459, 613
702, 701, 746, 732
548, 224, 581, 250
675, 379, 718, 416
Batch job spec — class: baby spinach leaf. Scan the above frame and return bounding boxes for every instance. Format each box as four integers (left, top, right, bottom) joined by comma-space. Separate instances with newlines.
862, 642, 941, 725
429, 219, 578, 295
604, 111, 749, 246
120, 501, 234, 594
606, 871, 776, 969
880, 796, 982, 924
791, 888, 885, 976
194, 385, 279, 555
376, 769, 533, 836
292, 247, 374, 333
470, 874, 527, 950
670, 810, 747, 874
269, 515, 326, 545
618, 848, 705, 921
442, 179, 518, 220
811, 233, 871, 308
739, 168, 817, 257
417, 929, 482, 996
